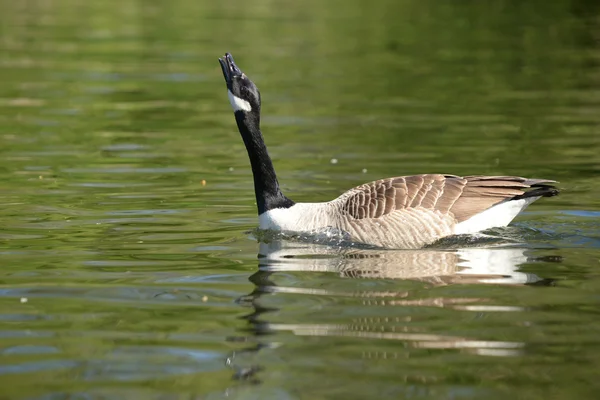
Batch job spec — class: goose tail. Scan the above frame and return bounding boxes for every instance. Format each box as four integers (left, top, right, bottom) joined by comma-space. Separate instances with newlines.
511, 182, 560, 200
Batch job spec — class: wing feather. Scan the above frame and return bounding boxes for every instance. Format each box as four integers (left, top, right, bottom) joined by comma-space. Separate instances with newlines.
340, 174, 557, 223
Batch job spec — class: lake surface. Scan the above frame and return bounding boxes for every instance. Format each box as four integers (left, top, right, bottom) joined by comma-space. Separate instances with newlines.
1, 0, 599, 398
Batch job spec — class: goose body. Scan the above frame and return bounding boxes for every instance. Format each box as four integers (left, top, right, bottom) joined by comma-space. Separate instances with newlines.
218, 53, 559, 249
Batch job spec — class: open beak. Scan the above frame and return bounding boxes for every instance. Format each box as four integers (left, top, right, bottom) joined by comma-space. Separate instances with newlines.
218, 53, 243, 87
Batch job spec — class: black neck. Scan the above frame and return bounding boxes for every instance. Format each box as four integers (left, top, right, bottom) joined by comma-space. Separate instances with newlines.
234, 110, 294, 214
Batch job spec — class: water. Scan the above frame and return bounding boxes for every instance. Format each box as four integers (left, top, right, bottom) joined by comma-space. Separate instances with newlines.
1, 0, 599, 398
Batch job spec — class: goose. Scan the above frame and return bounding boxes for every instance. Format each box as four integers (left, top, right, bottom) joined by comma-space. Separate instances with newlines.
218, 53, 559, 249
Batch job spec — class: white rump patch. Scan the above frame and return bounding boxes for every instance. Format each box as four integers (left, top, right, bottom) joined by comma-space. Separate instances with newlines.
228, 90, 252, 112
454, 197, 538, 235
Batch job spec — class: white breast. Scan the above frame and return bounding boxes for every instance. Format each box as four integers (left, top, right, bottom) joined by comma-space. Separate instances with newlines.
259, 203, 332, 231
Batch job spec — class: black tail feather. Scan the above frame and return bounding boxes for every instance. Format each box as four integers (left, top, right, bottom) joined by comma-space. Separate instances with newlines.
512, 185, 560, 200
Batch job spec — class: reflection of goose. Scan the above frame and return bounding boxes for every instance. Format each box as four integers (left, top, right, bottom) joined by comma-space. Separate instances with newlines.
218, 52, 559, 249
258, 240, 548, 285
227, 243, 557, 371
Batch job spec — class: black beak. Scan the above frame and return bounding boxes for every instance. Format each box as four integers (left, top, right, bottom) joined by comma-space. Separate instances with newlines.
218, 53, 243, 88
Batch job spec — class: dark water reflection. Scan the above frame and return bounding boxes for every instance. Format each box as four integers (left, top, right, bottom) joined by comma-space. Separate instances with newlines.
1, 0, 600, 398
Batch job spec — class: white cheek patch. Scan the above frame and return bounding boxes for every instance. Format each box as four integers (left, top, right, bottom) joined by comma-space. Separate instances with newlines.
228, 90, 252, 112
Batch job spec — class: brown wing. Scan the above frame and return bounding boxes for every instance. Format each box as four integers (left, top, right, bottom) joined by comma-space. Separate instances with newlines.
340, 174, 557, 223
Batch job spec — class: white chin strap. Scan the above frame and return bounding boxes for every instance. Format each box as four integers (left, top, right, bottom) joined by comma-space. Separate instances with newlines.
228, 90, 252, 112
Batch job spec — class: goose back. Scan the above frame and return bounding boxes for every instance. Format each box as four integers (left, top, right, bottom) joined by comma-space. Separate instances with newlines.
326, 174, 557, 248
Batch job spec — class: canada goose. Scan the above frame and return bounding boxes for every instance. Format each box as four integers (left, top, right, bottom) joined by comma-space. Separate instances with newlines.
218, 53, 559, 249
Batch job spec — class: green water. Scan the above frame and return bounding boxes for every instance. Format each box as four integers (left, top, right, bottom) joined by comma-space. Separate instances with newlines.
1, 0, 599, 398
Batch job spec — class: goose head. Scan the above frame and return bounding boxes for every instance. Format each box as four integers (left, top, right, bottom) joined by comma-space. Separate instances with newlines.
218, 53, 261, 116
